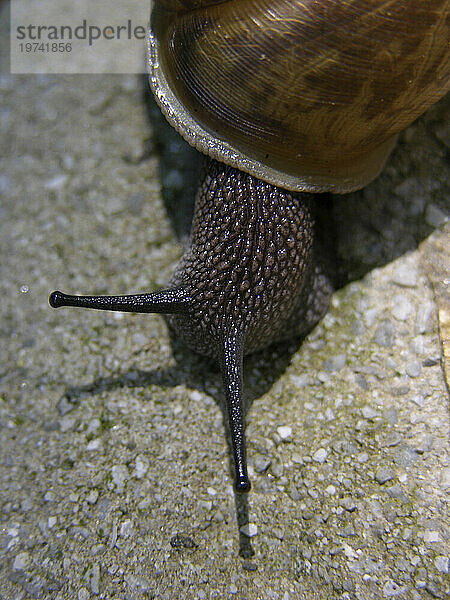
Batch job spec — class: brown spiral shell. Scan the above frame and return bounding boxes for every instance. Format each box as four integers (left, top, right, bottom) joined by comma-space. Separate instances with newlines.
148, 0, 450, 193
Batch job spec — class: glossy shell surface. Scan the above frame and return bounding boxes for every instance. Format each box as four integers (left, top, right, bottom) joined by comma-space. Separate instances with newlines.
148, 0, 450, 192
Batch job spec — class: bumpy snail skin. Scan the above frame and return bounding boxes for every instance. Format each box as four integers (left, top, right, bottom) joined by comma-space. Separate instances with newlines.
166, 160, 332, 356
50, 159, 333, 492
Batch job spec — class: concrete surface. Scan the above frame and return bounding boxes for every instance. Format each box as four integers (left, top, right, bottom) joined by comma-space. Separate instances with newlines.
0, 6, 449, 600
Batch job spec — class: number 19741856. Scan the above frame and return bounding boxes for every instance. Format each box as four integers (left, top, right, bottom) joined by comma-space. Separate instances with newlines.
19, 42, 72, 52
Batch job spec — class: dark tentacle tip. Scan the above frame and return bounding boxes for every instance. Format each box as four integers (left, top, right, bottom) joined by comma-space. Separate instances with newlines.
49, 291, 64, 308
235, 477, 251, 494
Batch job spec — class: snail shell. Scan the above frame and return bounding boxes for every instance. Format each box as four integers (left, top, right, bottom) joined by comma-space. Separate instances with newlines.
148, 0, 450, 193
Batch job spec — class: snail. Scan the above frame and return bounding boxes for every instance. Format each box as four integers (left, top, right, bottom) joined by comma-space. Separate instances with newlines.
50, 0, 450, 493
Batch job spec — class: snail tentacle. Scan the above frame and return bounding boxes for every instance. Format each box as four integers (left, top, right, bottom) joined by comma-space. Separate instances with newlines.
49, 289, 190, 315
218, 326, 250, 493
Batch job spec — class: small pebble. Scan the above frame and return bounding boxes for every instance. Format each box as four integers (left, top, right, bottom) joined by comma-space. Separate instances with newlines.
317, 371, 331, 383
406, 360, 421, 378
410, 340, 425, 361
302, 510, 314, 521
434, 556, 449, 574
312, 448, 328, 464
375, 466, 395, 484
108, 523, 118, 549
323, 354, 347, 372
44, 490, 56, 502
362, 405, 379, 420
21, 497, 33, 512
364, 308, 379, 326
422, 356, 440, 367
402, 529, 412, 541
57, 395, 76, 416
425, 203, 448, 228
170, 533, 198, 549
131, 331, 147, 345
423, 530, 440, 543
91, 544, 106, 556
87, 490, 99, 505
392, 384, 410, 396
392, 295, 413, 321
120, 519, 133, 537
86, 418, 101, 436
198, 500, 213, 511
134, 455, 148, 479
384, 432, 402, 447
409, 394, 425, 407
394, 178, 418, 198
391, 264, 418, 288
48, 516, 57, 529
45, 174, 68, 190
189, 390, 203, 402
78, 588, 90, 600
340, 497, 357, 512
382, 579, 408, 597
373, 321, 396, 347
384, 407, 398, 426
253, 454, 271, 473
270, 457, 284, 478
86, 438, 102, 452
338, 525, 356, 538
240, 523, 258, 538
414, 435, 433, 454
60, 415, 77, 433
440, 466, 450, 488
13, 552, 29, 571
415, 302, 434, 334
386, 485, 406, 501
111, 464, 129, 488
425, 581, 443, 598
325, 408, 335, 420
124, 574, 153, 593
302, 548, 312, 560
394, 445, 418, 468
277, 425, 293, 440
289, 374, 311, 388
90, 563, 100, 595
356, 451, 369, 463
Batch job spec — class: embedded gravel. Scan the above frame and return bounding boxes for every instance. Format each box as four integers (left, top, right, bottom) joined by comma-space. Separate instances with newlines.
1, 9, 449, 600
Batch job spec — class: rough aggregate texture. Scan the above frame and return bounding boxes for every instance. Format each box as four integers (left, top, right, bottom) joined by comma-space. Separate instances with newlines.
0, 11, 449, 600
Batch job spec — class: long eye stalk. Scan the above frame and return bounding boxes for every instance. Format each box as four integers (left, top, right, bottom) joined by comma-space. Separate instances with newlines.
219, 328, 250, 493
49, 289, 190, 314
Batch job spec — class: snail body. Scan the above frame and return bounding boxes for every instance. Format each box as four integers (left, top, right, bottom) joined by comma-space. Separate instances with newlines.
50, 0, 449, 493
